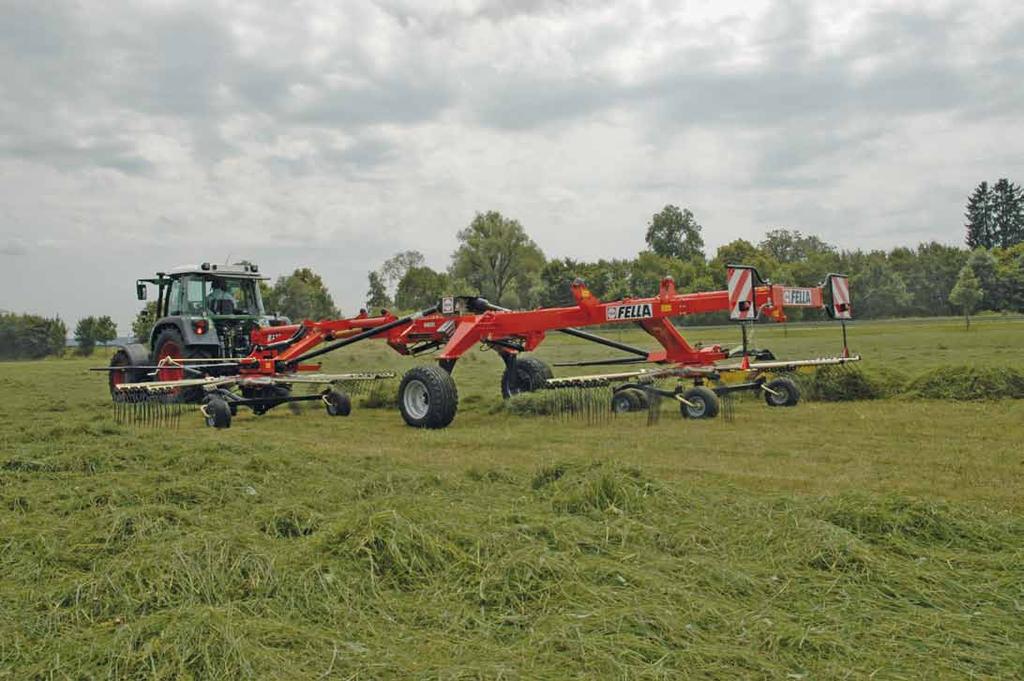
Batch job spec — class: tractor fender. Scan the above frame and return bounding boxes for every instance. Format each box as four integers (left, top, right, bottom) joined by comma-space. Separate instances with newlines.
114, 342, 151, 367
149, 317, 221, 351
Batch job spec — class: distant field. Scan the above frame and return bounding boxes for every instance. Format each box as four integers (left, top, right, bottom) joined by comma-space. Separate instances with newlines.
1, 316, 1022, 678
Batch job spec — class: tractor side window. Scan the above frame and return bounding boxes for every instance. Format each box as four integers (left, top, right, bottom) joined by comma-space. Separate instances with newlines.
184, 278, 206, 315
167, 279, 183, 316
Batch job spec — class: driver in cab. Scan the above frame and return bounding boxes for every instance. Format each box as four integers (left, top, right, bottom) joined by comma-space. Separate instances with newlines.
206, 278, 236, 314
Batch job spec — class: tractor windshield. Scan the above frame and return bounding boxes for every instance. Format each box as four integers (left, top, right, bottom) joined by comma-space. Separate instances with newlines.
166, 275, 265, 317
205, 277, 264, 316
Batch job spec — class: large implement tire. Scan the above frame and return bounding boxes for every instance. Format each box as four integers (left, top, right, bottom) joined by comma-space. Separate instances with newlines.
763, 377, 800, 407
399, 365, 459, 429
153, 328, 213, 403
500, 356, 553, 398
680, 386, 720, 419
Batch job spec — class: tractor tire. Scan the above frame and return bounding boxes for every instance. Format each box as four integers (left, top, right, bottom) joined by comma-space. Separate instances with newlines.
680, 385, 720, 419
324, 389, 352, 417
500, 356, 554, 399
153, 328, 214, 403
108, 347, 148, 398
203, 398, 232, 429
611, 389, 640, 414
763, 377, 800, 407
399, 365, 459, 429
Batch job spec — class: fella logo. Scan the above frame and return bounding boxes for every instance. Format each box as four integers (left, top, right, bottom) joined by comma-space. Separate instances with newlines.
606, 303, 653, 321
782, 288, 813, 306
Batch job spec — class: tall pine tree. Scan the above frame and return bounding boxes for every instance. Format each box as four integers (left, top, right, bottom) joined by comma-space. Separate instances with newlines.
965, 181, 994, 249
992, 178, 1024, 248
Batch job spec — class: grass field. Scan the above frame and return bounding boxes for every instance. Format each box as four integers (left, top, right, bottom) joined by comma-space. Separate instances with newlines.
1, 316, 1023, 678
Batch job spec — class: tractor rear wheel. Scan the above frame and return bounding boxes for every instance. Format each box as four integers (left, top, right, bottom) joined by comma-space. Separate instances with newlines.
399, 365, 458, 429
763, 377, 800, 407
108, 348, 146, 398
500, 356, 553, 398
153, 328, 213, 403
680, 386, 720, 419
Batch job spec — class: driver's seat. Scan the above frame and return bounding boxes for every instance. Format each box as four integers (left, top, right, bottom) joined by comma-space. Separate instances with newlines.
210, 299, 235, 315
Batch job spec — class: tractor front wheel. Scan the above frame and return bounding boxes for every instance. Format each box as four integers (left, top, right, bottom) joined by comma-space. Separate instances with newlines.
399, 366, 459, 429
680, 386, 720, 419
763, 377, 800, 407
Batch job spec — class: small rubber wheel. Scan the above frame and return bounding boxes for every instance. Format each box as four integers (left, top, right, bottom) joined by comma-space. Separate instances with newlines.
399, 365, 459, 429
627, 388, 650, 409
680, 386, 720, 419
611, 390, 640, 414
764, 377, 800, 407
500, 356, 554, 398
203, 398, 232, 429
324, 390, 352, 416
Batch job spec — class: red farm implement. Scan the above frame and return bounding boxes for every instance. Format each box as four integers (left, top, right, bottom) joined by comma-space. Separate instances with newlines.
104, 265, 857, 429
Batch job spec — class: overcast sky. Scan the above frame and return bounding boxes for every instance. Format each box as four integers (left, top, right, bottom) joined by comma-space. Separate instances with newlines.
1, 0, 1021, 332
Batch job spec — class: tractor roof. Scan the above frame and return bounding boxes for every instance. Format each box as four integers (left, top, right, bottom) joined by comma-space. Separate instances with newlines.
158, 262, 268, 279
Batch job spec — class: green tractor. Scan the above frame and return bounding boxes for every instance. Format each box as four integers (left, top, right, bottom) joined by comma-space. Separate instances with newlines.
108, 262, 284, 400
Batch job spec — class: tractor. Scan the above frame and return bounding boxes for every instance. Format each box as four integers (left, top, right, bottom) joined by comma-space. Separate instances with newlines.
108, 262, 285, 400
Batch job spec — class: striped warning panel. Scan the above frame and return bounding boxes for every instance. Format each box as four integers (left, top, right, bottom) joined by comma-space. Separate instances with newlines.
830, 275, 852, 319
727, 266, 757, 320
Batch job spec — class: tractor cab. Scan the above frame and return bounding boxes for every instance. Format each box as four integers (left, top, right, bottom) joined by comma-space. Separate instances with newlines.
134, 262, 277, 366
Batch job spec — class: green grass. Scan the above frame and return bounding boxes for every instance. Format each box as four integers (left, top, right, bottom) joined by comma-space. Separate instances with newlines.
1, 316, 1023, 678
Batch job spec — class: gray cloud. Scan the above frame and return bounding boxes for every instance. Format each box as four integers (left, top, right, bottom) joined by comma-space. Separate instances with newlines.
0, 0, 1021, 329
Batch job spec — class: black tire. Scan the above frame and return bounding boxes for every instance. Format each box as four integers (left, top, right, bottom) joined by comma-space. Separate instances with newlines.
203, 397, 232, 429
764, 377, 800, 407
399, 365, 459, 429
500, 356, 553, 399
153, 328, 214, 403
108, 348, 146, 398
611, 389, 640, 414
324, 389, 352, 417
680, 386, 720, 419
627, 388, 650, 409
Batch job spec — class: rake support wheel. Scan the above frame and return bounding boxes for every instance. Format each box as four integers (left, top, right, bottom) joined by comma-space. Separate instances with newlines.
680, 386, 720, 419
324, 389, 352, 417
399, 365, 459, 429
203, 397, 232, 429
763, 377, 800, 407
501, 356, 553, 399
611, 390, 639, 414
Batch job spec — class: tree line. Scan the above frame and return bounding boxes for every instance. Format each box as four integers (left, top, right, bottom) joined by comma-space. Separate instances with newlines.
364, 192, 1024, 324
3, 179, 1022, 361
0, 313, 68, 359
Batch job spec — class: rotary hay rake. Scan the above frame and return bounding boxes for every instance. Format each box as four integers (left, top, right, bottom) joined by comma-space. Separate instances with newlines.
101, 264, 857, 429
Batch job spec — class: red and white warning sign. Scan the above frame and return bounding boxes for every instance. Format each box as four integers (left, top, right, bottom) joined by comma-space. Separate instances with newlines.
830, 275, 852, 319
727, 266, 757, 321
